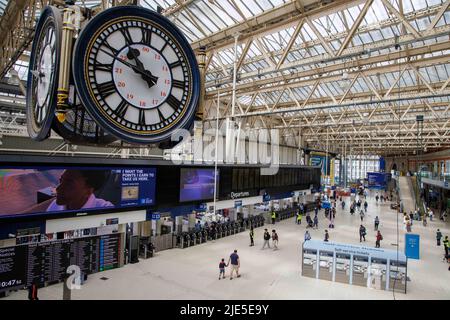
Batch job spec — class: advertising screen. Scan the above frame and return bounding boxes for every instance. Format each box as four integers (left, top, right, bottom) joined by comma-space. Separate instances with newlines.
179, 168, 219, 202
0, 167, 156, 219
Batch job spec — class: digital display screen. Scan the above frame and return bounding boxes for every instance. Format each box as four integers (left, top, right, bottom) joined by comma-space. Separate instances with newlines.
0, 233, 121, 292
179, 168, 219, 202
0, 167, 156, 219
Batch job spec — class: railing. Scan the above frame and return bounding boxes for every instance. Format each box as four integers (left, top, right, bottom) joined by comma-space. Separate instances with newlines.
419, 171, 450, 182
410, 175, 426, 216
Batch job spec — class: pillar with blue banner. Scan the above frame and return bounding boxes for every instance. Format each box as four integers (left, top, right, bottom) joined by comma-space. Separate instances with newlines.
404, 233, 420, 259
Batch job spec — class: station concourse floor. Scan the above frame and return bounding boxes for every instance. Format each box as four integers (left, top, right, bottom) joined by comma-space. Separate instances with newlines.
5, 194, 450, 300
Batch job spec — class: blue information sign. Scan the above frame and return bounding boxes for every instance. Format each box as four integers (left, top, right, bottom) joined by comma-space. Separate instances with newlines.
405, 233, 420, 259
234, 200, 242, 208
151, 213, 161, 220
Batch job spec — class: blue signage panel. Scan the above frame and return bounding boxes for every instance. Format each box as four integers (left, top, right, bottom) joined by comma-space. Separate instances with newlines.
151, 213, 161, 220
263, 194, 271, 202
404, 233, 420, 259
234, 200, 242, 208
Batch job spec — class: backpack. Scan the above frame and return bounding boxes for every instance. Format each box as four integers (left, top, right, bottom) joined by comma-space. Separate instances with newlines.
264, 232, 270, 240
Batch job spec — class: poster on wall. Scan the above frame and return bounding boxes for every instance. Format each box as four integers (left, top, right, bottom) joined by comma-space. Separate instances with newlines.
0, 167, 156, 219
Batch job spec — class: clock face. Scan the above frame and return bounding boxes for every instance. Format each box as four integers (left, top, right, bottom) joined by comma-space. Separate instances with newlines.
26, 6, 62, 141
73, 6, 200, 144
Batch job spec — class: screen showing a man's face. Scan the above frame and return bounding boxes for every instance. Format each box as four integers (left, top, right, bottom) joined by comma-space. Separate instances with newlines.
0, 167, 156, 217
56, 170, 93, 209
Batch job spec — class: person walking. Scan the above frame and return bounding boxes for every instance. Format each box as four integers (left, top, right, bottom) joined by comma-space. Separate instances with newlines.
409, 211, 414, 226
429, 208, 434, 221
227, 250, 240, 280
324, 230, 329, 242
249, 226, 254, 247
443, 236, 449, 260
313, 214, 319, 229
436, 229, 442, 246
262, 229, 271, 249
28, 282, 39, 301
218, 258, 228, 280
375, 193, 379, 203
304, 230, 311, 241
375, 230, 383, 248
374, 216, 380, 231
271, 210, 276, 224
423, 214, 427, 227
272, 230, 279, 250
359, 225, 366, 242
297, 212, 302, 225
360, 209, 365, 222
364, 201, 368, 213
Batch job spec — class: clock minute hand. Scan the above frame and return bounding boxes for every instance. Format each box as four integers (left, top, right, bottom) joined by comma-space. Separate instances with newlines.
127, 48, 158, 83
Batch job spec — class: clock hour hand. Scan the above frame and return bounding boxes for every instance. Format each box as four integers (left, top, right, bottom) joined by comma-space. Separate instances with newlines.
98, 47, 157, 87
127, 48, 159, 84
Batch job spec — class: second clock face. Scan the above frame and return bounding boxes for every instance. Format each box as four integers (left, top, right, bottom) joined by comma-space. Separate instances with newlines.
73, 7, 199, 144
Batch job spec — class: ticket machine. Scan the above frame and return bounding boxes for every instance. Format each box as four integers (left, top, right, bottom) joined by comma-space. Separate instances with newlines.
318, 251, 334, 281
302, 248, 317, 278
352, 255, 369, 287
389, 260, 407, 293
370, 258, 388, 290
335, 253, 351, 284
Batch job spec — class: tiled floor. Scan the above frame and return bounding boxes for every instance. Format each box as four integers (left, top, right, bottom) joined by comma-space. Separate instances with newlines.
4, 192, 450, 300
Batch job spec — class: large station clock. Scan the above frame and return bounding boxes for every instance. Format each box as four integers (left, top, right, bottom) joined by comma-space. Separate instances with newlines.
26, 6, 62, 141
72, 6, 200, 144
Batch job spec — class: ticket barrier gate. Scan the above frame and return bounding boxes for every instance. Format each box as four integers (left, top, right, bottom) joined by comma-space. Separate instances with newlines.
201, 229, 208, 243
195, 231, 202, 245
178, 232, 190, 249
221, 224, 226, 238
189, 232, 195, 246
239, 220, 246, 232
229, 223, 235, 235
224, 223, 230, 236
233, 222, 240, 234
216, 226, 222, 239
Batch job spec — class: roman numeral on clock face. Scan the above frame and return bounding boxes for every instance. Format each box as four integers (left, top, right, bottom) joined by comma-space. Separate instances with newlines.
120, 27, 134, 46
97, 81, 116, 98
141, 28, 152, 46
115, 99, 129, 118
102, 40, 119, 56
169, 61, 181, 69
166, 94, 181, 110
172, 80, 185, 89
157, 108, 166, 122
139, 109, 146, 126
96, 62, 113, 72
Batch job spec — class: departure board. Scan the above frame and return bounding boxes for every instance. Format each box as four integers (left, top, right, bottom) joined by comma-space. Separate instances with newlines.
0, 233, 122, 292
